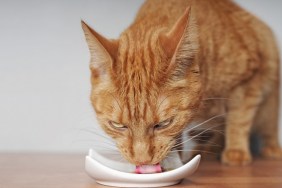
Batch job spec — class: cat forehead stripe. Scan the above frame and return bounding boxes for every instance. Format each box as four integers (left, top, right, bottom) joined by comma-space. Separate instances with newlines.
116, 29, 165, 122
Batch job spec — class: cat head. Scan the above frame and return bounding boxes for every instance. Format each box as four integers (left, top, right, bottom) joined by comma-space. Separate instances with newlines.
82, 8, 202, 165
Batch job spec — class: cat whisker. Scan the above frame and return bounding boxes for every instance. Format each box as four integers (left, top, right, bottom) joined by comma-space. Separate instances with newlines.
187, 142, 222, 148
174, 122, 225, 143
91, 142, 116, 149
117, 156, 128, 163
174, 134, 219, 141
88, 145, 118, 149
202, 97, 233, 101
169, 149, 217, 155
74, 138, 116, 146
78, 128, 115, 142
172, 124, 223, 149
103, 153, 123, 155
99, 152, 127, 163
93, 149, 120, 153
182, 113, 226, 135
189, 127, 225, 135
173, 140, 222, 149
163, 156, 175, 160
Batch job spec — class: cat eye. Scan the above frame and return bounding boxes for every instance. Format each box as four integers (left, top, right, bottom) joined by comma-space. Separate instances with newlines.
154, 118, 173, 130
108, 121, 127, 130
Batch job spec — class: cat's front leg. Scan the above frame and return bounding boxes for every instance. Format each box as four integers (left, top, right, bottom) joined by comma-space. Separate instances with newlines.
222, 80, 262, 165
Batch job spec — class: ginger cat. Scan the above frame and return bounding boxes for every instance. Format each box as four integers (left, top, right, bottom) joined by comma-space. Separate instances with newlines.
82, 0, 281, 166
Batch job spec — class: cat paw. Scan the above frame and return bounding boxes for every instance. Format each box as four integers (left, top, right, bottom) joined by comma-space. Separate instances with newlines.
261, 146, 282, 159
221, 149, 252, 166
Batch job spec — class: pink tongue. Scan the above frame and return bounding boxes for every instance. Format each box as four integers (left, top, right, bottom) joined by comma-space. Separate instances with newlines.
135, 164, 162, 174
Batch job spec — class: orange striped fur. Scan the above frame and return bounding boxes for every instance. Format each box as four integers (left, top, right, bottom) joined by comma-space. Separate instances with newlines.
82, 0, 281, 165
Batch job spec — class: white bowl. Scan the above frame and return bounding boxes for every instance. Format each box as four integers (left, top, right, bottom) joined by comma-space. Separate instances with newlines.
85, 149, 201, 187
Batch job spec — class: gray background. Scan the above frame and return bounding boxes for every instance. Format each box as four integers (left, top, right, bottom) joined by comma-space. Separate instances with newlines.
0, 0, 281, 153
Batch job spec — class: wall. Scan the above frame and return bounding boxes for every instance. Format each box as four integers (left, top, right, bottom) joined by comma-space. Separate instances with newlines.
0, 0, 281, 153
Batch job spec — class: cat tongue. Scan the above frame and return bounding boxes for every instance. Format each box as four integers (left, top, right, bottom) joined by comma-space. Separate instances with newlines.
135, 164, 162, 174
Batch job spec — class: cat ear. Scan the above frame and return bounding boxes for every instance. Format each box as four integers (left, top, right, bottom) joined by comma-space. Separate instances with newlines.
159, 8, 199, 80
81, 20, 118, 78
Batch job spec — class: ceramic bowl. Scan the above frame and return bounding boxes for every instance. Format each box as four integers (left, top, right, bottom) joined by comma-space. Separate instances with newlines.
85, 149, 201, 187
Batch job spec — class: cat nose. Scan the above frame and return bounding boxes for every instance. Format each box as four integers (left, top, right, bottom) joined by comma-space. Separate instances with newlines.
136, 159, 151, 165
133, 152, 152, 165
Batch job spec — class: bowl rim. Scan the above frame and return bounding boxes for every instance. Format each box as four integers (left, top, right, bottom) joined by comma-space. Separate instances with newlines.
85, 148, 201, 181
